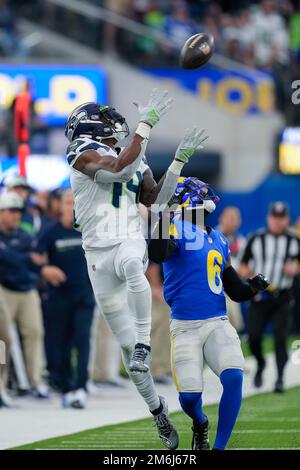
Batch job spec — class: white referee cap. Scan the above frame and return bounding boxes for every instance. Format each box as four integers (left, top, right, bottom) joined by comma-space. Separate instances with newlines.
0, 192, 24, 210
5, 174, 31, 190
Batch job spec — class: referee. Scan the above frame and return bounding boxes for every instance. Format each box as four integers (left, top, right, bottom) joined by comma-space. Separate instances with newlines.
239, 202, 300, 393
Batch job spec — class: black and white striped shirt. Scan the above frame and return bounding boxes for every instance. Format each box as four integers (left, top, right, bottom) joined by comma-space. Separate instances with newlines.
241, 229, 300, 291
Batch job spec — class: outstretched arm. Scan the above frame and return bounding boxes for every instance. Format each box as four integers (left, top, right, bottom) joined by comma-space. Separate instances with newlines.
73, 134, 146, 182
140, 127, 208, 209
223, 258, 269, 302
73, 89, 173, 184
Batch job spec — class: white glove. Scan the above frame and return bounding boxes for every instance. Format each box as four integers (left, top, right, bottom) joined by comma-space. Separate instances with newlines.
133, 88, 173, 128
174, 127, 208, 164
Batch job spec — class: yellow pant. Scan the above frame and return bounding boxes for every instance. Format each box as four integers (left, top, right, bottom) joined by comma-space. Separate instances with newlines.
1, 287, 44, 388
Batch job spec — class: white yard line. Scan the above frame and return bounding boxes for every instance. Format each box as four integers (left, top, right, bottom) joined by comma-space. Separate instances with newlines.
0, 352, 299, 449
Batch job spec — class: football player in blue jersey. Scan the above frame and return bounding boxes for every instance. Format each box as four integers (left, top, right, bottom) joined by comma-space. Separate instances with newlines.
148, 177, 269, 450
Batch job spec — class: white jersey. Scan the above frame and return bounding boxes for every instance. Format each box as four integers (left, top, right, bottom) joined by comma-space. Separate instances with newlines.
66, 137, 149, 250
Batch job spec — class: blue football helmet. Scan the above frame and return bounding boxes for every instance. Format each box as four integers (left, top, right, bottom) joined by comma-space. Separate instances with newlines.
65, 102, 130, 143
174, 177, 220, 213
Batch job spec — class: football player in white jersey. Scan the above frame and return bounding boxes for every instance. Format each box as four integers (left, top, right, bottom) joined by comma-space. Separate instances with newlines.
65, 89, 207, 449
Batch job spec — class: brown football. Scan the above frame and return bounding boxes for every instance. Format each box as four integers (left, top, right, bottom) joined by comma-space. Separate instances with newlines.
179, 33, 214, 70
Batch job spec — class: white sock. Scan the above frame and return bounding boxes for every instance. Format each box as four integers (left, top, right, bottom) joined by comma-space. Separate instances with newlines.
122, 258, 152, 346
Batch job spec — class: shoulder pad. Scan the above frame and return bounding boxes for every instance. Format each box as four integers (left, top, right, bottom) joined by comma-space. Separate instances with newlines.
66, 139, 110, 166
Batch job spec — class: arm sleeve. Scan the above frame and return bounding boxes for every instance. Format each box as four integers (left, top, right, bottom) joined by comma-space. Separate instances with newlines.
151, 168, 181, 212
94, 138, 149, 184
148, 217, 179, 263
222, 265, 256, 302
148, 238, 178, 263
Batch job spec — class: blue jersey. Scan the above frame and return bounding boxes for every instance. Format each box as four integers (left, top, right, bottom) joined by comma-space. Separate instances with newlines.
163, 219, 230, 321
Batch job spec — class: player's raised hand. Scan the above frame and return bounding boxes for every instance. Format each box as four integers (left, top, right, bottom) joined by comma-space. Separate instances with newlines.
175, 127, 208, 164
133, 88, 173, 128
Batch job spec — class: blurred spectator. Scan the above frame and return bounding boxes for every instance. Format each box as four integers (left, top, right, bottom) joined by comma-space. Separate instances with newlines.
218, 206, 246, 267
251, 0, 289, 69
220, 9, 254, 65
35, 190, 94, 409
236, 8, 255, 62
103, 0, 133, 53
0, 286, 11, 407
45, 189, 63, 224
218, 206, 246, 332
0, 191, 50, 398
5, 174, 31, 204
163, 4, 198, 59
4, 174, 36, 235
289, 2, 300, 56
5, 175, 49, 237
135, 2, 166, 65
26, 194, 47, 236
147, 262, 171, 383
239, 202, 300, 393
0, 0, 20, 57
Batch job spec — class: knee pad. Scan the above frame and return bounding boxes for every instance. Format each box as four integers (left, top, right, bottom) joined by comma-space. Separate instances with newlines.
98, 292, 125, 314
122, 258, 149, 293
220, 368, 243, 391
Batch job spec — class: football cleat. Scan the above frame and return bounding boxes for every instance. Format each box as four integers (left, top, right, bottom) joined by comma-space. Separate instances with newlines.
129, 343, 151, 373
153, 396, 179, 450
192, 419, 210, 450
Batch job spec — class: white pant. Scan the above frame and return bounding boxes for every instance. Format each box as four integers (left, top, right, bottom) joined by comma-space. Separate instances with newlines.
85, 238, 160, 411
85, 238, 148, 315
170, 316, 244, 392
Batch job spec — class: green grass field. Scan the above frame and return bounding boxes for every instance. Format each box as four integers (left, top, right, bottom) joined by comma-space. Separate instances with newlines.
14, 386, 300, 450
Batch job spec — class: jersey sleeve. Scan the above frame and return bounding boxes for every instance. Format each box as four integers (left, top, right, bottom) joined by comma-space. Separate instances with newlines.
66, 139, 108, 167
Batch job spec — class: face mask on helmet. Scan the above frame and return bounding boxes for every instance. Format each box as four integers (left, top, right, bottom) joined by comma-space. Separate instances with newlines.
65, 103, 130, 143
174, 177, 220, 214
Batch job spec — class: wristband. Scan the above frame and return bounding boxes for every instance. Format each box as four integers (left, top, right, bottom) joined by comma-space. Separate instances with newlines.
168, 159, 185, 175
136, 122, 151, 139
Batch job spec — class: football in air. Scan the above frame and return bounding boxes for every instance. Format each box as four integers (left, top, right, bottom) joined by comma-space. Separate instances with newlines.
179, 33, 214, 70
